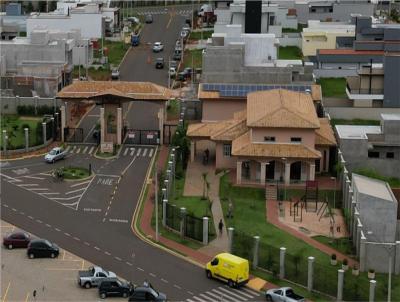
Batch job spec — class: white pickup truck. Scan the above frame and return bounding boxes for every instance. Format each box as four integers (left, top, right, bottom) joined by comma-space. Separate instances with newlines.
78, 266, 116, 288
266, 287, 305, 302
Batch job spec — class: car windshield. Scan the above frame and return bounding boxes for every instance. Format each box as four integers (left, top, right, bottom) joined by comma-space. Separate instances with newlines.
49, 150, 57, 155
148, 287, 159, 297
44, 240, 52, 247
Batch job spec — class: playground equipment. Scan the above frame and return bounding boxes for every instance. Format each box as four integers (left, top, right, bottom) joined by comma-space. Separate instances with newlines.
289, 196, 304, 222
303, 180, 318, 212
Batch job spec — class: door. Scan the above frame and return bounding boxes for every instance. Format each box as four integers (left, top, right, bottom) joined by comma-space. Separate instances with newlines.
266, 161, 275, 180
290, 161, 301, 181
15, 234, 26, 248
94, 272, 106, 286
110, 282, 120, 297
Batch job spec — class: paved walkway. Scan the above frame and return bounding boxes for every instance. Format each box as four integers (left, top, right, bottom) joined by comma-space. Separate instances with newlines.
266, 199, 358, 267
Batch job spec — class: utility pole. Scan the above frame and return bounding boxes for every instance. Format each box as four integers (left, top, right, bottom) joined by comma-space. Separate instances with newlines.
155, 168, 159, 242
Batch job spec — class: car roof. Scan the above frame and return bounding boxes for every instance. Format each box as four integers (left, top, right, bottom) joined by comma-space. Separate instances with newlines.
8, 231, 28, 237
156, 57, 164, 61
52, 147, 62, 151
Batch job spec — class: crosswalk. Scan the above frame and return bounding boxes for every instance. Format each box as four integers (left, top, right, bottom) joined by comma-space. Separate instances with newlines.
186, 286, 261, 302
64, 145, 155, 158
136, 9, 192, 16
65, 145, 96, 155
121, 146, 154, 158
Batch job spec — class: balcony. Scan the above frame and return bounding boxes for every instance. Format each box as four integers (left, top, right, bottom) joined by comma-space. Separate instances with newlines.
346, 77, 384, 101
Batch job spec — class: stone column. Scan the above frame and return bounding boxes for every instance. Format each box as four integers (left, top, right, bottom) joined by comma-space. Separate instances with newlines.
164, 179, 169, 200
117, 107, 122, 145
395, 241, 400, 275
279, 247, 286, 279
253, 236, 260, 269
228, 227, 234, 253
203, 217, 209, 245
307, 256, 314, 291
162, 199, 167, 227
180, 207, 186, 239
61, 105, 66, 142
284, 163, 291, 185
236, 161, 242, 184
100, 107, 105, 145
337, 269, 344, 301
369, 280, 376, 302
260, 163, 266, 185
360, 236, 367, 272
309, 163, 315, 181
42, 122, 47, 144
190, 141, 195, 162
162, 188, 167, 202
24, 128, 29, 152
50, 117, 55, 139
34, 95, 39, 115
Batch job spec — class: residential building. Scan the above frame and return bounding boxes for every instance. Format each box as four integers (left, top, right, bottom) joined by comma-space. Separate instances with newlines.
335, 114, 400, 179
294, 0, 375, 24
301, 20, 355, 57
0, 29, 93, 97
350, 174, 399, 274
188, 89, 336, 185
0, 3, 27, 40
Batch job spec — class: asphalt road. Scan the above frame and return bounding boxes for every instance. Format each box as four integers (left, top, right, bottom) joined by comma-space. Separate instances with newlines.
1, 149, 262, 301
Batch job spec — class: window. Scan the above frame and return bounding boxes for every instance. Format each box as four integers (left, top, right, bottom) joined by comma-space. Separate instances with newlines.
223, 144, 231, 157
386, 152, 394, 159
291, 137, 302, 143
368, 151, 379, 158
264, 136, 276, 142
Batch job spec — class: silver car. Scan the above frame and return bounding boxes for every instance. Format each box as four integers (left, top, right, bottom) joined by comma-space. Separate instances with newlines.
44, 147, 65, 163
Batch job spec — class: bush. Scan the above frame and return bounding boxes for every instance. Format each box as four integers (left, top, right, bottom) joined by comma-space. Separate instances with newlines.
17, 105, 54, 116
331, 253, 337, 260
343, 258, 348, 265
21, 123, 30, 131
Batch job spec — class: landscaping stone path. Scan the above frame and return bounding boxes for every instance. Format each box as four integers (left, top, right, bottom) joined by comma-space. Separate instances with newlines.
266, 199, 358, 267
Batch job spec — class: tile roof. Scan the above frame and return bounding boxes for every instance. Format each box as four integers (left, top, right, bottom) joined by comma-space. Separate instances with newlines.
246, 89, 320, 129
57, 81, 177, 100
211, 119, 248, 141
311, 84, 322, 101
315, 118, 337, 146
187, 120, 234, 138
232, 131, 321, 159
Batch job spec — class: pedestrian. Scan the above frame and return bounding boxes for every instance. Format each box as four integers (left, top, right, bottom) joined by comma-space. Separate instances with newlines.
143, 279, 149, 287
218, 219, 224, 236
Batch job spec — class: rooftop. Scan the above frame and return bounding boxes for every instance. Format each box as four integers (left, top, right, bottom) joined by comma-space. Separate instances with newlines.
335, 125, 381, 139
381, 114, 400, 121
318, 49, 384, 56
353, 173, 396, 202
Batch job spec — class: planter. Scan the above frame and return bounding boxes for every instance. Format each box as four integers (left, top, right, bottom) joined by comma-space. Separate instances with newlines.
352, 268, 360, 276
330, 259, 337, 265
368, 271, 375, 279
342, 264, 348, 271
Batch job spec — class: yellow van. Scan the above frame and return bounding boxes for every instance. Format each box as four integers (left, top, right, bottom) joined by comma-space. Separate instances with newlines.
205, 253, 249, 287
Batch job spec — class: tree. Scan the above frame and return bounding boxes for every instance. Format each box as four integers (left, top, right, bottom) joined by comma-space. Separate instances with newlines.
38, 1, 47, 12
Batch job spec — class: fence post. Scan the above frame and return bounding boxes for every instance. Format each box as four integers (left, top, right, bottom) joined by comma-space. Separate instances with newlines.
252, 236, 260, 270
307, 256, 314, 291
34, 95, 39, 115
279, 247, 286, 279
180, 207, 186, 239
42, 122, 47, 144
202, 216, 209, 245
2, 130, 7, 154
337, 269, 344, 301
228, 227, 234, 253
368, 279, 376, 302
51, 117, 55, 140
162, 199, 167, 227
24, 128, 29, 152
164, 179, 169, 200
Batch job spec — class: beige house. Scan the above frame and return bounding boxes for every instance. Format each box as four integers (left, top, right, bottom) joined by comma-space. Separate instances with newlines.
188, 89, 336, 185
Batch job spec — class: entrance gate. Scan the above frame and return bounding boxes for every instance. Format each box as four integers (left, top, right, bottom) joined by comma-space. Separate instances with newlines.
64, 127, 84, 143
124, 129, 160, 145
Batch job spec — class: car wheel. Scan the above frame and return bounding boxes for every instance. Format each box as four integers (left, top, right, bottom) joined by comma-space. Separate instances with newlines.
206, 270, 212, 279
100, 292, 106, 299
266, 294, 273, 301
123, 292, 128, 298
29, 253, 34, 259
84, 282, 91, 289
228, 279, 234, 288
8, 244, 13, 249
50, 253, 55, 258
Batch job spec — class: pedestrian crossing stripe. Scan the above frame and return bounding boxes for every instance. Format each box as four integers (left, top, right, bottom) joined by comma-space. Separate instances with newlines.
186, 286, 260, 302
124, 148, 129, 156
65, 146, 71, 153
149, 148, 154, 157
83, 146, 88, 154
143, 148, 148, 157
130, 148, 136, 156
136, 148, 141, 157
88, 146, 94, 154
65, 146, 154, 157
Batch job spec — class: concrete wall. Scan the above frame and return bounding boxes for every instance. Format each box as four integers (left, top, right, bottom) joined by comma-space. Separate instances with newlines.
302, 31, 354, 57
0, 96, 60, 114
215, 142, 236, 169
279, 33, 301, 47
364, 242, 397, 274
383, 55, 400, 108
324, 106, 400, 120
251, 128, 315, 149
201, 99, 246, 122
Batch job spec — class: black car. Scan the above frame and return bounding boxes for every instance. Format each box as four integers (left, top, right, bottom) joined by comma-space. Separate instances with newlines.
128, 286, 167, 302
27, 239, 59, 259
98, 278, 133, 299
173, 51, 181, 61
155, 58, 164, 69
176, 72, 188, 82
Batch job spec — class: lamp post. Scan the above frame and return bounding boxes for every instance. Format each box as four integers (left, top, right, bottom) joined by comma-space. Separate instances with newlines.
281, 157, 287, 201
331, 176, 337, 210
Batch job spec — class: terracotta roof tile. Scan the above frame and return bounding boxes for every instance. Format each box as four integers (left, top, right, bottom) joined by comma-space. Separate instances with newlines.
315, 118, 337, 146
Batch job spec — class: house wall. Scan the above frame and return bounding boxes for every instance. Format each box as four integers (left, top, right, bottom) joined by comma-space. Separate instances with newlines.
251, 128, 315, 149
215, 142, 236, 169
201, 99, 246, 122
302, 31, 354, 57
384, 55, 400, 108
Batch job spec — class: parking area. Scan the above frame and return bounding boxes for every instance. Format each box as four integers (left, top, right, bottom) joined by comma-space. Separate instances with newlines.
1, 220, 123, 302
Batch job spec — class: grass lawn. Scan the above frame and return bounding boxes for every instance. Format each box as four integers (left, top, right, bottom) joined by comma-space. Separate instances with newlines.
330, 119, 380, 126
73, 66, 111, 81
62, 167, 90, 180
312, 236, 355, 256
103, 40, 129, 66
354, 168, 400, 188
219, 173, 400, 301
189, 30, 214, 40
183, 49, 203, 69
0, 115, 41, 149
317, 78, 347, 98
278, 46, 303, 60
167, 99, 180, 121
283, 24, 307, 33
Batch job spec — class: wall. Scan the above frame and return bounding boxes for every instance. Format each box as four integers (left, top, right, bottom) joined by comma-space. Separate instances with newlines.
215, 142, 236, 169
302, 31, 354, 57
364, 242, 398, 274
201, 99, 246, 122
279, 33, 301, 47
0, 96, 61, 114
324, 106, 400, 119
383, 55, 400, 108
251, 127, 316, 149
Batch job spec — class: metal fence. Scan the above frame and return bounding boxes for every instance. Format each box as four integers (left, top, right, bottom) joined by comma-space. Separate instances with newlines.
64, 127, 84, 143
285, 253, 308, 287
232, 231, 254, 262
313, 262, 337, 297
185, 215, 203, 242
258, 241, 281, 272
165, 203, 181, 232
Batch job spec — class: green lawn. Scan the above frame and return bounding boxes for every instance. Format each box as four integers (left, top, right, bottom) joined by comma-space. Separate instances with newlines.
354, 168, 400, 188
183, 49, 203, 69
62, 167, 90, 180
103, 40, 129, 66
219, 173, 400, 301
167, 99, 180, 121
330, 119, 380, 126
312, 236, 355, 257
317, 78, 347, 98
283, 24, 307, 33
189, 30, 213, 40
278, 46, 303, 60
72, 66, 111, 81
0, 115, 41, 149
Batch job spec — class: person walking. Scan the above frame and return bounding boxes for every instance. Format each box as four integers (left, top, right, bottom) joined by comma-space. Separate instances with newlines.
218, 219, 224, 236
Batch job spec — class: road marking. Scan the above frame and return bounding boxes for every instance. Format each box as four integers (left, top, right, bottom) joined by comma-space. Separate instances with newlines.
24, 292, 29, 302
137, 267, 144, 271
161, 278, 168, 283
45, 224, 52, 228
123, 148, 129, 156
136, 148, 142, 157
105, 251, 111, 256
39, 192, 60, 195
40, 173, 52, 176
51, 196, 81, 200
187, 291, 194, 295
200, 291, 224, 301
149, 273, 156, 277
65, 146, 71, 153
149, 148, 154, 157
0, 172, 22, 182
242, 287, 260, 296
19, 211, 25, 215
76, 147, 81, 154
88, 146, 95, 154
211, 289, 236, 302
2, 281, 10, 302
55, 228, 61, 232
126, 262, 133, 266
115, 256, 122, 261
143, 148, 148, 157
24, 175, 45, 180
82, 146, 88, 154
3, 204, 9, 208
70, 180, 92, 187
218, 287, 247, 300
65, 187, 86, 195
192, 296, 209, 302
29, 188, 49, 191
36, 219, 42, 223
73, 237, 80, 241
12, 208, 17, 212
18, 183, 38, 187
94, 246, 100, 251
83, 123, 97, 142
166, 14, 173, 29
83, 208, 102, 212
64, 232, 71, 237
109, 218, 128, 223
121, 156, 137, 175
71, 145, 77, 153
174, 284, 182, 290
28, 216, 33, 219
130, 148, 135, 156
84, 242, 90, 246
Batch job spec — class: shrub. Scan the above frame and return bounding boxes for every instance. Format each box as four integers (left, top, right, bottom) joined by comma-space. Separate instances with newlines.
343, 258, 348, 265
369, 268, 375, 273
331, 253, 337, 260
21, 123, 30, 131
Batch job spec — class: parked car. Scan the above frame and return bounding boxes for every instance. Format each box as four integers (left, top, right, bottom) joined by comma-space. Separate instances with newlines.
128, 286, 167, 302
44, 147, 65, 163
173, 50, 182, 61
111, 68, 120, 80
206, 253, 249, 288
180, 30, 189, 39
183, 67, 193, 77
27, 239, 59, 259
168, 67, 177, 78
176, 72, 186, 82
152, 42, 164, 52
155, 58, 164, 69
3, 232, 31, 249
265, 287, 305, 302
145, 14, 153, 23
78, 266, 117, 289
98, 277, 133, 299
170, 60, 178, 69
131, 34, 140, 46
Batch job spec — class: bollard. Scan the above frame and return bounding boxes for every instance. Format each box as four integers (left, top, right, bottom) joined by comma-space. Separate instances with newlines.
162, 188, 167, 201
162, 199, 168, 227
228, 227, 234, 253
51, 117, 55, 139
337, 269, 344, 301
202, 217, 209, 245
180, 207, 186, 239
279, 247, 286, 279
42, 122, 47, 144
252, 236, 260, 270
164, 179, 169, 199
307, 257, 315, 291
369, 279, 376, 302
24, 128, 29, 152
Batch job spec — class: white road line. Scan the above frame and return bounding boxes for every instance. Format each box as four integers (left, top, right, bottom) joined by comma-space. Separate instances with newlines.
64, 232, 71, 237
211, 289, 237, 302
242, 287, 260, 296
82, 146, 88, 154
218, 287, 247, 300
161, 278, 168, 283
39, 192, 60, 195
12, 208, 17, 212
51, 196, 81, 201
126, 262, 133, 266
88, 146, 94, 154
36, 219, 42, 223
200, 291, 224, 301
137, 267, 144, 271
130, 148, 135, 156
0, 173, 21, 182
65, 188, 86, 195
174, 284, 182, 290
28, 216, 34, 220
94, 246, 100, 251
45, 224, 52, 228
84, 242, 90, 246
199, 294, 215, 302
191, 297, 207, 302
18, 184, 38, 187
24, 175, 45, 180
65, 146, 71, 153
149, 148, 154, 157
115, 257, 122, 261
76, 147, 81, 154
186, 299, 196, 302
187, 291, 194, 295
71, 146, 77, 153
19, 211, 25, 215
143, 148, 148, 157
29, 188, 49, 191
73, 237, 80, 241
105, 251, 111, 256
39, 173, 52, 176
70, 180, 91, 188
3, 204, 9, 208
55, 228, 61, 232
149, 273, 156, 277
136, 148, 142, 157
123, 148, 129, 156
